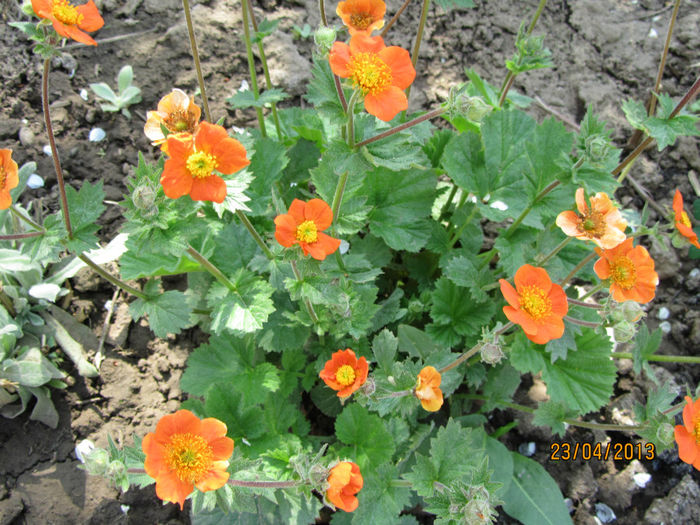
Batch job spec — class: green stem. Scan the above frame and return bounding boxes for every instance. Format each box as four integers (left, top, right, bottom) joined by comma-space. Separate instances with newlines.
182, 0, 212, 122
77, 254, 148, 300
10, 205, 45, 232
246, 1, 282, 137
318, 0, 328, 26
186, 245, 238, 292
241, 0, 267, 137
390, 479, 413, 488
346, 91, 360, 147
354, 107, 445, 148
612, 352, 700, 365
439, 184, 458, 221
0, 289, 16, 317
290, 260, 319, 325
331, 171, 350, 223
647, 0, 681, 118
236, 210, 274, 260
504, 179, 561, 238
126, 468, 300, 488
447, 203, 478, 248
567, 298, 602, 309
537, 236, 572, 266
317, 0, 347, 112
404, 0, 431, 108
579, 282, 604, 300
381, 0, 412, 37
42, 58, 72, 237
560, 251, 596, 287
563, 315, 600, 329
439, 322, 513, 374
0, 232, 43, 241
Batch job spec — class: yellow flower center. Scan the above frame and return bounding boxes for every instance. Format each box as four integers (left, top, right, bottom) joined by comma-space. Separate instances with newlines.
680, 211, 692, 228
579, 210, 606, 237
519, 285, 552, 320
335, 365, 356, 386
348, 52, 392, 95
694, 415, 700, 445
0, 165, 6, 189
166, 110, 196, 133
349, 12, 373, 30
186, 151, 218, 179
295, 220, 318, 243
165, 433, 213, 484
52, 0, 83, 26
610, 256, 637, 290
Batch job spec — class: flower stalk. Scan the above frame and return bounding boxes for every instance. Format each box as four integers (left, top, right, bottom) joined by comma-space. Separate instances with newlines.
404, 0, 431, 108
77, 254, 148, 301
290, 259, 320, 325
612, 352, 700, 365
563, 315, 600, 329
10, 205, 45, 232
504, 179, 561, 238
236, 210, 274, 260
354, 107, 445, 148
559, 251, 597, 287
241, 0, 267, 136
181, 0, 212, 122
381, 0, 412, 37
186, 245, 238, 293
439, 322, 513, 374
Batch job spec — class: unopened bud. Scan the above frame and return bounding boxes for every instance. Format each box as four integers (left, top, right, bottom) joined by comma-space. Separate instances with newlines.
79, 446, 110, 476
408, 299, 423, 314
584, 135, 611, 164
22, 0, 35, 16
314, 26, 337, 56
480, 341, 505, 365
613, 320, 636, 343
75, 439, 95, 463
360, 376, 376, 397
619, 301, 644, 323
462, 96, 492, 123
132, 184, 158, 217
656, 423, 674, 445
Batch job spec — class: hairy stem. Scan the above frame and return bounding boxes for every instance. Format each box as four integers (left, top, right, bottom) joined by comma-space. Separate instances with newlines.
567, 297, 603, 309
0, 231, 44, 241
439, 322, 513, 374
381, 0, 412, 37
355, 107, 445, 148
563, 315, 600, 328
404, 0, 431, 106
186, 245, 238, 292
560, 251, 596, 287
241, 0, 267, 136
77, 254, 148, 300
537, 236, 573, 266
290, 260, 320, 325
10, 205, 45, 232
504, 179, 561, 238
182, 0, 212, 122
236, 210, 274, 260
612, 352, 700, 365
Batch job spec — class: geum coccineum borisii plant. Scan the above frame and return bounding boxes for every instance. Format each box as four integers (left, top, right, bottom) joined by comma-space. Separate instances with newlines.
4, 0, 700, 523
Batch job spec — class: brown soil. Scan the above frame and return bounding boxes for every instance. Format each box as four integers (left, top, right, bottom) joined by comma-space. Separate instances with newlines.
1, 0, 699, 524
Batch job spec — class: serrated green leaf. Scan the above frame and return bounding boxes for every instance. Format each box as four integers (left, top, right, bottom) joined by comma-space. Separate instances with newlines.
632, 323, 662, 378
481, 364, 521, 411
372, 329, 398, 370
181, 336, 255, 395
120, 237, 201, 279
245, 137, 289, 215
543, 321, 580, 363
429, 277, 496, 340
129, 280, 192, 338
335, 404, 395, 470
227, 88, 288, 109
206, 269, 275, 334
397, 324, 445, 360
305, 56, 349, 124
441, 255, 493, 302
532, 401, 575, 436
65, 180, 105, 250
204, 384, 267, 441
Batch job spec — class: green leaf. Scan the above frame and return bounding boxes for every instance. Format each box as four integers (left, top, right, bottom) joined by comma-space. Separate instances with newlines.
434, 0, 475, 10
372, 329, 398, 370
622, 95, 699, 150
532, 401, 576, 436
351, 464, 412, 524
632, 323, 663, 378
117, 65, 134, 93
251, 17, 280, 43
397, 324, 445, 360
204, 384, 267, 440
63, 180, 105, 251
206, 269, 275, 334
429, 277, 496, 341
227, 88, 288, 109
480, 364, 521, 411
305, 56, 349, 125
247, 137, 289, 215
358, 116, 430, 171
441, 255, 493, 302
1, 347, 64, 387
335, 404, 395, 471
503, 453, 572, 525
120, 236, 201, 279
523, 118, 572, 199
544, 322, 580, 363
89, 82, 118, 104
128, 280, 192, 338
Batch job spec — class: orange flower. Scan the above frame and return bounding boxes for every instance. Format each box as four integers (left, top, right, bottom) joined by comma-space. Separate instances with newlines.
415, 366, 443, 412
326, 461, 363, 512
142, 409, 234, 510
160, 121, 249, 203
499, 264, 568, 345
556, 188, 627, 249
594, 237, 658, 304
674, 396, 700, 471
336, 0, 386, 35
144, 89, 202, 150
31, 0, 104, 46
0, 149, 19, 210
319, 349, 369, 399
329, 34, 415, 122
673, 189, 700, 249
274, 198, 341, 260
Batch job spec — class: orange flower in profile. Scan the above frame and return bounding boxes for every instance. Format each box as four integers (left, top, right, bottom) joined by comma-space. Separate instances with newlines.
31, 0, 104, 46
326, 461, 363, 512
0, 149, 19, 210
329, 34, 416, 122
160, 121, 249, 203
556, 188, 627, 249
594, 237, 658, 304
142, 409, 234, 510
144, 89, 202, 150
499, 264, 568, 345
336, 0, 386, 35
274, 198, 341, 260
319, 349, 369, 399
415, 366, 443, 412
673, 189, 700, 249
674, 396, 700, 471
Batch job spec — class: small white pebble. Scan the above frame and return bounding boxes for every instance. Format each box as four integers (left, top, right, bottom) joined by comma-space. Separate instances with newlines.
289, 182, 298, 187
104, 300, 113, 311
564, 498, 575, 514
80, 88, 89, 101
440, 57, 446, 63
689, 268, 700, 279
652, 15, 661, 22
75, 439, 95, 463
490, 200, 508, 211
595, 502, 616, 523
339, 239, 350, 254
648, 28, 658, 39
239, 79, 249, 92
518, 442, 536, 457
657, 307, 670, 320
120, 505, 130, 515
89, 127, 106, 142
660, 321, 671, 334
43, 144, 53, 156
27, 174, 44, 189
633, 472, 651, 488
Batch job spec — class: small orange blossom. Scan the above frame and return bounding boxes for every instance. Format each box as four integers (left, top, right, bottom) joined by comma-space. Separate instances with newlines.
336, 0, 386, 35
499, 264, 568, 345
673, 189, 700, 249
415, 366, 443, 412
326, 461, 363, 512
274, 198, 341, 260
145, 89, 202, 150
594, 237, 658, 304
32, 0, 104, 46
556, 187, 627, 249
675, 395, 700, 471
160, 121, 249, 203
319, 349, 369, 399
142, 409, 234, 510
0, 149, 19, 210
329, 34, 415, 122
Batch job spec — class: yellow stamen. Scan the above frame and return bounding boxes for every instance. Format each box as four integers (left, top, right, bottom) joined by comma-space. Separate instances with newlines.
349, 12, 373, 30
579, 210, 606, 237
0, 165, 6, 189
680, 211, 692, 228
347, 52, 392, 96
186, 151, 218, 179
610, 256, 637, 290
52, 0, 83, 26
335, 364, 356, 386
166, 110, 196, 133
295, 220, 318, 243
694, 415, 700, 445
165, 433, 213, 484
519, 285, 552, 320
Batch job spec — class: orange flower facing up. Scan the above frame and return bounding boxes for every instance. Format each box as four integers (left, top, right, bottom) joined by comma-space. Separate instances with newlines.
326, 461, 363, 512
31, 0, 104, 46
160, 121, 249, 203
145, 89, 202, 150
319, 349, 369, 399
336, 0, 386, 35
675, 396, 700, 471
415, 366, 443, 412
274, 198, 341, 260
0, 149, 19, 210
499, 264, 568, 345
594, 237, 658, 304
673, 189, 700, 249
329, 34, 416, 122
142, 409, 234, 510
556, 188, 627, 249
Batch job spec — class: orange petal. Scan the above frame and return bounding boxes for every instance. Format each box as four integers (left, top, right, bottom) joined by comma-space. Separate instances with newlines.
503, 305, 538, 335
549, 284, 569, 317
673, 189, 683, 216
349, 33, 385, 55
63, 23, 98, 46
160, 162, 193, 200
154, 409, 202, 442
364, 85, 407, 122
195, 467, 230, 492
287, 199, 306, 223
675, 425, 698, 465
0, 190, 11, 210
574, 187, 588, 214
514, 265, 552, 295
76, 0, 104, 32
593, 257, 610, 280
194, 121, 227, 154
31, 0, 52, 18
212, 137, 249, 175
199, 418, 228, 443
304, 199, 334, 230
378, 46, 415, 90
555, 211, 581, 238
499, 279, 521, 309
329, 42, 352, 78
274, 214, 298, 247
155, 470, 193, 510
307, 232, 341, 260
683, 396, 696, 434
189, 174, 227, 203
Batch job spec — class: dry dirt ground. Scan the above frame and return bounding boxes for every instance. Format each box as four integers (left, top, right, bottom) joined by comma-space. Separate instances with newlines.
0, 0, 699, 523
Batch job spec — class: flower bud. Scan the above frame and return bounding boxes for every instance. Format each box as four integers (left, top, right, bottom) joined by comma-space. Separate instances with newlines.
22, 0, 35, 16
584, 135, 611, 165
359, 376, 376, 397
132, 184, 158, 218
462, 96, 492, 123
79, 446, 110, 476
480, 341, 505, 365
656, 422, 674, 445
314, 26, 337, 56
619, 301, 645, 323
613, 320, 636, 343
